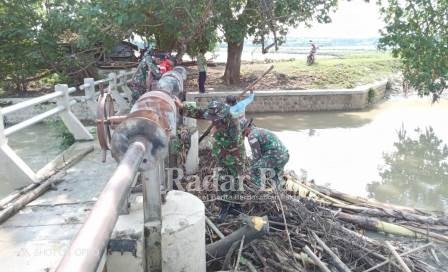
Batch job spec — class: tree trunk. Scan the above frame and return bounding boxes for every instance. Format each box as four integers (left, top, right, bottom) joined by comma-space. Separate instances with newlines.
175, 43, 186, 64
223, 41, 244, 85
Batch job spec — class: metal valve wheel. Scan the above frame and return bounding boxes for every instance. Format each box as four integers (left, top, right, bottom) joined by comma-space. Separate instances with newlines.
96, 88, 115, 161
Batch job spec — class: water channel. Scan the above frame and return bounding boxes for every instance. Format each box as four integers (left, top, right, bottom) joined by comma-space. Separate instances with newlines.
249, 95, 448, 212
2, 95, 447, 212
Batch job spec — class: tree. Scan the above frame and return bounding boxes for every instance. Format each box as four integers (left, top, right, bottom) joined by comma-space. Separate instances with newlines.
213, 0, 338, 84
0, 0, 117, 92
0, 0, 218, 93
378, 0, 448, 101
0, 0, 46, 92
368, 126, 448, 211
89, 0, 217, 62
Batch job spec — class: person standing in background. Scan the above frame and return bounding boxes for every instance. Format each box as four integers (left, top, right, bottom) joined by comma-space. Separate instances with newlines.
197, 49, 207, 93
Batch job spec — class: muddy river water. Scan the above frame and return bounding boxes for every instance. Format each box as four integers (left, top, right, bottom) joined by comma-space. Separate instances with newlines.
2, 95, 448, 212
248, 95, 448, 212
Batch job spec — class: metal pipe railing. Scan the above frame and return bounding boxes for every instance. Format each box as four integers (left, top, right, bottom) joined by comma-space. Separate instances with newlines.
55, 67, 187, 272
55, 140, 147, 272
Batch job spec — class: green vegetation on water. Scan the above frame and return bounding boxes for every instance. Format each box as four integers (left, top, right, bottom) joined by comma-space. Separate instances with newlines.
241, 52, 400, 89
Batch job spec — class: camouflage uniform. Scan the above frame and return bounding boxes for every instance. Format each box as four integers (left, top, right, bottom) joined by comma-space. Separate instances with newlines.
181, 101, 246, 181
246, 127, 289, 185
128, 52, 162, 104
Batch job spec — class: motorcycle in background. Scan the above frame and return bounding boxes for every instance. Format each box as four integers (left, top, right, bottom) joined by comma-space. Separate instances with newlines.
307, 41, 318, 65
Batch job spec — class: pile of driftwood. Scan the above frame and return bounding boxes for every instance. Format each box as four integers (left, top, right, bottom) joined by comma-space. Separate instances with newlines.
195, 148, 448, 272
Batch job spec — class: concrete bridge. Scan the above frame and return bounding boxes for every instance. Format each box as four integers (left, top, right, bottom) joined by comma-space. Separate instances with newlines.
0, 68, 206, 272
0, 66, 391, 272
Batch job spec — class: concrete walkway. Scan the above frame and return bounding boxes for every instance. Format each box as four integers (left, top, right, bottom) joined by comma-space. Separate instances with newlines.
0, 144, 116, 272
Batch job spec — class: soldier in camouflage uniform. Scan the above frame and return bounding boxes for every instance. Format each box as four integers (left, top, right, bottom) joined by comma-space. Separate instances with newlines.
128, 50, 162, 104
241, 119, 289, 186
174, 98, 246, 218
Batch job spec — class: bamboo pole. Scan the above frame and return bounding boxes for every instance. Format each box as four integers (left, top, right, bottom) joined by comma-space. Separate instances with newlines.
285, 178, 346, 205
285, 177, 448, 244
311, 184, 429, 215
0, 142, 93, 210
234, 235, 245, 271
207, 216, 269, 259
362, 242, 432, 272
385, 242, 412, 272
286, 179, 448, 243
400, 225, 448, 243
338, 211, 448, 243
0, 143, 94, 223
303, 246, 332, 272
331, 203, 448, 226
206, 216, 225, 239
0, 175, 64, 223
336, 212, 423, 238
311, 232, 352, 272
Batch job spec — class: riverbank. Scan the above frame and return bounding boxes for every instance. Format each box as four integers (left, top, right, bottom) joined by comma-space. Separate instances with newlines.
0, 51, 399, 98
184, 52, 399, 92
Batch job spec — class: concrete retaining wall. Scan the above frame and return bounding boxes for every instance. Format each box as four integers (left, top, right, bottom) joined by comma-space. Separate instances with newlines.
186, 80, 388, 113
0, 80, 388, 124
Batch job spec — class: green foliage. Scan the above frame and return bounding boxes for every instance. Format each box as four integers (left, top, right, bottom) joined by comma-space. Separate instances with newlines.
0, 0, 46, 92
213, 0, 338, 45
38, 73, 64, 87
213, 0, 339, 83
49, 120, 75, 150
378, 0, 448, 101
0, 0, 344, 90
1, 0, 218, 93
368, 126, 448, 211
90, 0, 217, 56
0, 0, 110, 92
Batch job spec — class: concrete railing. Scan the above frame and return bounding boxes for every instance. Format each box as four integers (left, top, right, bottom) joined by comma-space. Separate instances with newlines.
0, 69, 136, 191
79, 70, 136, 115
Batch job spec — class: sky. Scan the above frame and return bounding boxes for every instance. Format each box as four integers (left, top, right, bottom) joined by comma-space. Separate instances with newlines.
290, 1, 385, 38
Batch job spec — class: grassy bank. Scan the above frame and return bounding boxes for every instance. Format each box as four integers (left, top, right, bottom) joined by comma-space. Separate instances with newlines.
241, 52, 400, 89
185, 51, 400, 92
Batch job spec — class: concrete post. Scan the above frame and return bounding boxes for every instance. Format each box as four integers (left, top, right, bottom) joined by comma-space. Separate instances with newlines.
107, 191, 206, 272
83, 78, 97, 115
161, 191, 206, 272
118, 70, 133, 102
183, 111, 199, 174
55, 84, 93, 141
0, 110, 37, 188
142, 162, 163, 272
0, 144, 37, 187
108, 72, 129, 114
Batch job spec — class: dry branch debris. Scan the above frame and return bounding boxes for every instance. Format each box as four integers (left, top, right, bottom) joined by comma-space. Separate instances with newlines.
194, 148, 447, 271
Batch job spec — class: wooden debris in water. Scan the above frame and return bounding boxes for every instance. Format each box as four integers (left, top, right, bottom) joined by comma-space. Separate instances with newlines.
195, 147, 447, 271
